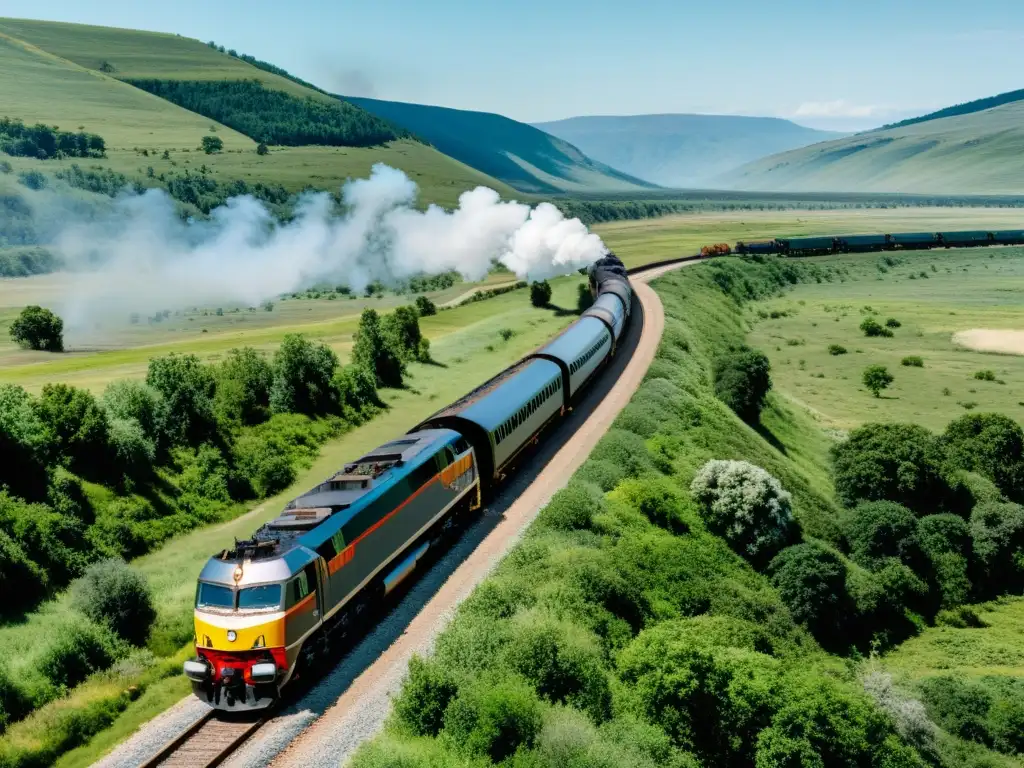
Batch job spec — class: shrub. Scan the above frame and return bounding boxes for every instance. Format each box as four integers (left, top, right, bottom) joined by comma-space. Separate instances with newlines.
442, 675, 543, 762
530, 280, 552, 307
414, 295, 437, 316
577, 283, 594, 312
862, 365, 894, 397
37, 621, 120, 689
768, 542, 850, 644
71, 558, 157, 645
256, 141, 268, 155
201, 135, 223, 153
713, 347, 772, 424
576, 458, 626, 492
35, 383, 110, 475
843, 501, 922, 570
918, 675, 993, 744
860, 317, 893, 338
0, 664, 32, 729
393, 655, 458, 737
146, 353, 217, 446
0, 529, 48, 617
215, 347, 273, 425
352, 309, 405, 388
107, 417, 155, 480
990, 696, 1024, 755
917, 514, 972, 607
690, 460, 794, 562
611, 477, 687, 532
828, 344, 847, 356
102, 380, 162, 440
944, 412, 1024, 501
969, 501, 1024, 595
901, 356, 924, 367
537, 482, 605, 531
9, 305, 64, 351
974, 370, 997, 382
862, 671, 939, 761
0, 382, 52, 499
270, 334, 339, 415
589, 429, 653, 480
333, 364, 380, 419
830, 422, 953, 513
383, 305, 427, 362
885, 318, 902, 328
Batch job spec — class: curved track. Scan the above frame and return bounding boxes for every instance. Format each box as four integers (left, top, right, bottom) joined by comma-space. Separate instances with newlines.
90, 259, 693, 768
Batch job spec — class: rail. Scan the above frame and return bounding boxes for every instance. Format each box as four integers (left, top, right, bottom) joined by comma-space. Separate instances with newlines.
139, 710, 267, 768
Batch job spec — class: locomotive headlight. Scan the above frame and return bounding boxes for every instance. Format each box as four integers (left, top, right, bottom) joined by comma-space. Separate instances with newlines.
233, 566, 243, 582
227, 630, 237, 642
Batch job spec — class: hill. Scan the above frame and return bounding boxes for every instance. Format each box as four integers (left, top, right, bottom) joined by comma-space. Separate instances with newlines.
343, 96, 656, 194
0, 18, 516, 207
718, 99, 1024, 194
534, 113, 842, 188
882, 87, 1024, 131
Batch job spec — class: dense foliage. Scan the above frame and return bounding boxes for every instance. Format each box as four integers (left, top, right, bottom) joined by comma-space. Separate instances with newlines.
0, 247, 60, 278
352, 308, 406, 388
9, 305, 63, 352
70, 559, 156, 646
530, 280, 553, 307
0, 118, 105, 160
712, 346, 772, 423
126, 79, 407, 147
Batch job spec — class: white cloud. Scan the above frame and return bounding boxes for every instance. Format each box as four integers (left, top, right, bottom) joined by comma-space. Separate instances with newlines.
792, 100, 886, 118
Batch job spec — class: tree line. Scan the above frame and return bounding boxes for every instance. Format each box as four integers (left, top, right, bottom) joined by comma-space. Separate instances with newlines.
0, 118, 105, 160
125, 79, 409, 147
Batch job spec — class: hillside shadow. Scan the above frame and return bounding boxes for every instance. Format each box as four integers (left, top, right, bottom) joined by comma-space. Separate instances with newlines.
754, 422, 788, 456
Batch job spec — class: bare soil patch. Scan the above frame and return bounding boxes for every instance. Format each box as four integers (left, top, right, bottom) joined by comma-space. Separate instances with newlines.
953, 329, 1024, 355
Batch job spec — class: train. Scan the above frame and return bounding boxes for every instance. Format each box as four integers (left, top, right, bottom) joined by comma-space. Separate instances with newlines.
734, 229, 1024, 257
182, 254, 634, 710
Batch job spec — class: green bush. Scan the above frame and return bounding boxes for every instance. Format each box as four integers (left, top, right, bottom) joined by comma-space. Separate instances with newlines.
712, 347, 772, 424
35, 384, 110, 476
415, 295, 437, 317
611, 477, 687, 532
828, 344, 847, 356
0, 489, 90, 586
918, 675, 993, 744
577, 284, 594, 313
969, 501, 1024, 595
352, 309, 406, 388
107, 417, 155, 481
989, 695, 1024, 755
393, 655, 458, 737
270, 334, 339, 415
530, 281, 552, 308
537, 482, 605, 531
215, 347, 273, 425
0, 383, 51, 499
576, 459, 626, 492
333, 364, 380, 418
0, 664, 32, 730
37, 621, 120, 690
442, 675, 543, 762
860, 317, 894, 338
71, 558, 156, 646
0, 529, 48, 617
145, 353, 217, 446
862, 364, 894, 397
830, 422, 954, 513
901, 356, 924, 367
101, 380, 163, 445
383, 306, 428, 362
768, 542, 850, 645
974, 370, 997, 382
943, 412, 1024, 501
916, 514, 972, 608
885, 317, 902, 328
690, 459, 794, 563
9, 305, 63, 351
843, 501, 922, 571
589, 430, 653, 480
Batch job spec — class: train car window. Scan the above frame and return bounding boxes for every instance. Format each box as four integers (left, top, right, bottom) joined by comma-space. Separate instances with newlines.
316, 537, 337, 561
196, 582, 235, 610
454, 438, 470, 455
287, 571, 310, 606
304, 564, 319, 594
238, 583, 282, 610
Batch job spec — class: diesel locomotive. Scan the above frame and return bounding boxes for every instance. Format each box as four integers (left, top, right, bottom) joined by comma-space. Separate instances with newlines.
183, 254, 633, 710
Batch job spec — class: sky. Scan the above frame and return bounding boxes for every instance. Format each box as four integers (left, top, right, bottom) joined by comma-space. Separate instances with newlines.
3, 0, 1024, 131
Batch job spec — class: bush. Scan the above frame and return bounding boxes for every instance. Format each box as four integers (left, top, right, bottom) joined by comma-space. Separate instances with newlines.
101, 380, 162, 441
415, 295, 437, 317
9, 305, 63, 351
71, 558, 156, 645
713, 347, 772, 424
0, 664, 32, 729
885, 318, 902, 328
611, 477, 687, 532
384, 306, 428, 362
860, 317, 894, 338
537, 482, 605, 531
918, 675, 993, 744
270, 334, 339, 415
828, 344, 847, 356
944, 412, 1024, 501
352, 309, 405, 388
107, 417, 155, 480
831, 422, 954, 513
690, 460, 794, 562
576, 459, 626, 492
530, 280, 552, 307
256, 141, 268, 155
861, 671, 939, 762
215, 347, 273, 425
990, 696, 1024, 755
145, 353, 217, 446
0, 382, 52, 499
35, 383, 110, 475
974, 370, 997, 382
393, 655, 458, 737
768, 542, 850, 644
333, 364, 380, 419
0, 529, 48, 617
862, 365, 894, 397
37, 621, 120, 689
901, 356, 924, 367
442, 675, 543, 762
201, 135, 223, 153
589, 429, 653, 480
969, 501, 1024, 595
843, 501, 922, 570
577, 284, 594, 313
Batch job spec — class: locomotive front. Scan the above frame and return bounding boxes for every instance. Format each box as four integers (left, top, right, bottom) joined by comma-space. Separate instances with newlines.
184, 540, 317, 709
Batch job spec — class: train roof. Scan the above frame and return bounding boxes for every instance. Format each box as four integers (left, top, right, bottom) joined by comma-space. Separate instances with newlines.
535, 316, 609, 364
455, 358, 561, 432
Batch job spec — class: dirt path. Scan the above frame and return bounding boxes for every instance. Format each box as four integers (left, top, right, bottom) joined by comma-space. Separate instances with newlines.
953, 329, 1024, 355
250, 269, 678, 768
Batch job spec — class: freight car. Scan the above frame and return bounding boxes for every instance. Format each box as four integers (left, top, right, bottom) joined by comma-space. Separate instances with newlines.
733, 228, 1024, 256
183, 254, 634, 710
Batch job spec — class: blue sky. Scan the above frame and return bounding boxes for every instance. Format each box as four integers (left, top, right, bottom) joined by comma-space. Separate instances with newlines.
4, 0, 1024, 131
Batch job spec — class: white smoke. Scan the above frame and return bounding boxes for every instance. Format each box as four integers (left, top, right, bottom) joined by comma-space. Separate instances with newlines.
49, 164, 607, 330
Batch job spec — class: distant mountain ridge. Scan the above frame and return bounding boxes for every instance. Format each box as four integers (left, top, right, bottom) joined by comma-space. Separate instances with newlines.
533, 114, 843, 188
343, 97, 656, 194
881, 87, 1024, 131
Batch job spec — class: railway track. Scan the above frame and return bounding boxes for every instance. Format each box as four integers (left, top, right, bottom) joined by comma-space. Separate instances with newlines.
139, 710, 266, 768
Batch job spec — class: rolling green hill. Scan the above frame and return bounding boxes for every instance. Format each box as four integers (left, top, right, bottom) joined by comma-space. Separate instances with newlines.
718, 99, 1024, 194
343, 96, 656, 194
0, 18, 516, 207
534, 114, 842, 188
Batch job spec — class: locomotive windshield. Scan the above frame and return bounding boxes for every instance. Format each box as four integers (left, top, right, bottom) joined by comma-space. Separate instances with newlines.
237, 584, 283, 610
195, 582, 283, 610
196, 582, 234, 610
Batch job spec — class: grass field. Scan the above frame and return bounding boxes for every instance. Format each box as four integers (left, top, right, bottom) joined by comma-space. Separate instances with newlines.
747, 245, 1024, 431
593, 207, 1024, 268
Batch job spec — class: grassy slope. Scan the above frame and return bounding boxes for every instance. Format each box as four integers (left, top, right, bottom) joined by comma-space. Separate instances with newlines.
720, 101, 1024, 194
747, 246, 1024, 432
593, 207, 1024, 268
534, 114, 842, 188
344, 96, 655, 194
2, 278, 587, 767
0, 18, 515, 207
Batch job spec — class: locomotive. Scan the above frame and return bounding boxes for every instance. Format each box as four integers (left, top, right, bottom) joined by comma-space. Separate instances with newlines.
183, 254, 633, 710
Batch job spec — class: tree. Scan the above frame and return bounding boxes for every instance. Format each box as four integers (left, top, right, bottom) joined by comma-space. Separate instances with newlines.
530, 280, 552, 307
352, 309, 405, 388
101, 380, 162, 441
270, 334, 339, 415
944, 413, 1024, 501
860, 317, 893, 338
201, 135, 224, 154
256, 141, 269, 155
34, 384, 110, 476
768, 542, 851, 645
71, 558, 156, 646
969, 501, 1024, 595
215, 347, 273, 425
690, 459, 794, 563
831, 422, 953, 513
383, 306, 426, 361
863, 365, 894, 397
9, 305, 63, 352
713, 347, 772, 423
843, 500, 923, 571
0, 384, 52, 499
577, 283, 594, 312
145, 353, 217, 446
332, 364, 380, 419
414, 295, 437, 317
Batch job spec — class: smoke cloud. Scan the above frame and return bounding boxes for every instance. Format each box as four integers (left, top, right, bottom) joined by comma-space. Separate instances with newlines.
47, 164, 606, 331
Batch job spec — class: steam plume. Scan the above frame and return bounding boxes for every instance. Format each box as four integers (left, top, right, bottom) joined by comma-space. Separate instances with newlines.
48, 164, 607, 330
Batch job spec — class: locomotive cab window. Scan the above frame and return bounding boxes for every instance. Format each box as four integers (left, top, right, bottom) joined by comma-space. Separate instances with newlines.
287, 565, 318, 607
238, 583, 283, 611
196, 582, 234, 610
